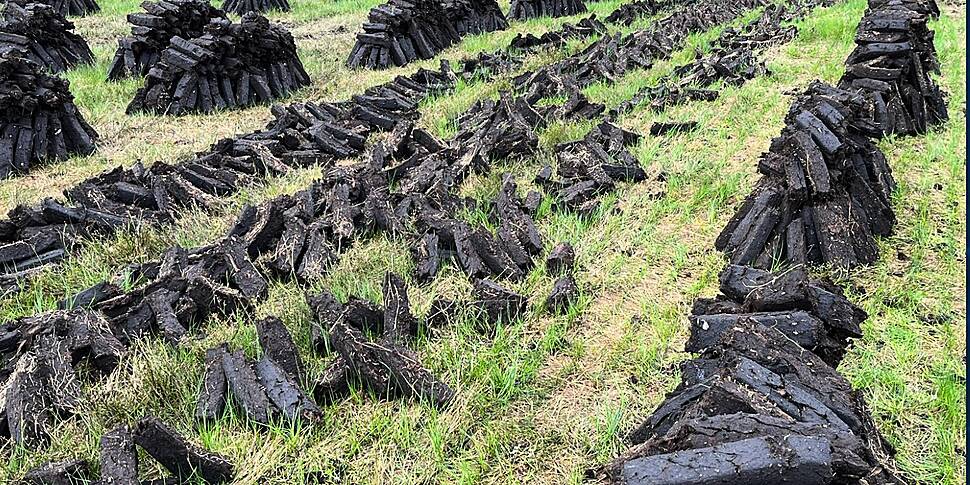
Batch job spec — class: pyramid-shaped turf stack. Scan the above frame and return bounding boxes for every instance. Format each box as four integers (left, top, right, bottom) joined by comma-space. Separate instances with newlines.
8, 0, 99, 17
0, 51, 97, 179
347, 0, 461, 69
222, 0, 289, 15
715, 81, 897, 269
127, 14, 310, 115
443, 0, 508, 36
107, 0, 227, 80
839, 0, 947, 136
509, 0, 587, 20
0, 2, 94, 72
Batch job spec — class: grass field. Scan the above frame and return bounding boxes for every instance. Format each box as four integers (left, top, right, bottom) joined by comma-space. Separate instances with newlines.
0, 0, 966, 483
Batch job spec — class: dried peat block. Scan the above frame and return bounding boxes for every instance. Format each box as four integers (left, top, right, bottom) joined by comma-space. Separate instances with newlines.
133, 416, 234, 483
689, 264, 866, 366
329, 318, 454, 408
255, 355, 324, 422
839, 0, 948, 136
220, 347, 274, 424
510, 0, 587, 20
256, 315, 304, 382
715, 82, 897, 269
0, 52, 97, 180
472, 279, 527, 328
618, 435, 835, 485
313, 355, 351, 405
100, 425, 138, 484
545, 241, 576, 274
57, 281, 122, 310
223, 0, 289, 15
127, 14, 310, 115
108, 0, 227, 79
0, 2, 94, 72
546, 275, 579, 312
22, 459, 90, 484
383, 272, 419, 342
347, 0, 461, 69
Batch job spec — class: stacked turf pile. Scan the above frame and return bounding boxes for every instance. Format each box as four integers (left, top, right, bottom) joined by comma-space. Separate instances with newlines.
223, 0, 289, 15
0, 2, 94, 72
839, 0, 948, 135
22, 417, 234, 483
443, 0, 508, 36
611, 288, 903, 483
127, 14, 311, 115
107, 0, 228, 80
8, 0, 99, 17
535, 121, 646, 214
715, 81, 896, 268
509, 0, 587, 20
0, 51, 97, 180
307, 274, 454, 408
346, 0, 461, 69
510, 15, 606, 50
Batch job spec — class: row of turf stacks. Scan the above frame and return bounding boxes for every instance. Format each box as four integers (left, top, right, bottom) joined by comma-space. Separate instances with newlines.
608, 0, 948, 482
22, 417, 234, 483
0, 51, 98, 180
514, 0, 769, 103
7, 0, 99, 17
0, 2, 93, 72
126, 13, 310, 115
0, 62, 459, 294
716, 0, 949, 269
510, 14, 606, 50
838, 0, 948, 136
223, 0, 288, 16
107, 0, 227, 80
347, 0, 513, 69
509, 0, 587, 20
611, 0, 821, 115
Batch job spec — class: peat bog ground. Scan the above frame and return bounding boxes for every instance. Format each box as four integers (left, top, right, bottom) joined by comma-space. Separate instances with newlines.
0, 0, 965, 482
